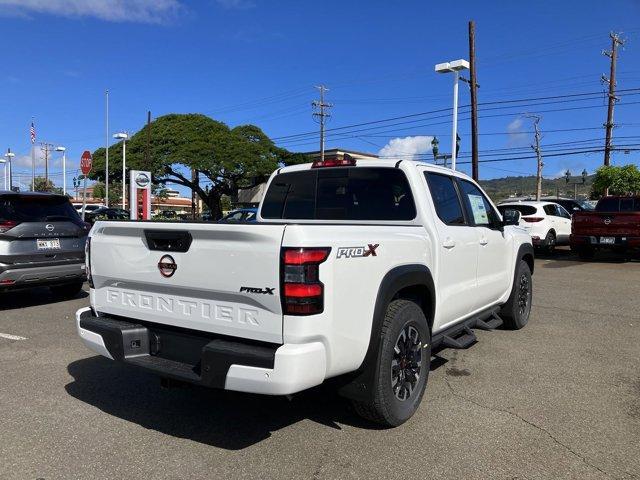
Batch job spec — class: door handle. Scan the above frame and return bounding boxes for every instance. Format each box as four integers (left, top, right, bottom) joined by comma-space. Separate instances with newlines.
479, 236, 488, 246
442, 238, 456, 249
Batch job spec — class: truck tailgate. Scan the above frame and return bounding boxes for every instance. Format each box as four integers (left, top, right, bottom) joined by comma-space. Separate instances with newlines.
573, 212, 640, 236
89, 222, 285, 344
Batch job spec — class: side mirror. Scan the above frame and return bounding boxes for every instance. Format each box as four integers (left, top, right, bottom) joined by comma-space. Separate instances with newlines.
503, 209, 521, 226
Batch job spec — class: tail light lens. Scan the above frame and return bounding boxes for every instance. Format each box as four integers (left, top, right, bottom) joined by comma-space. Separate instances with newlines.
85, 237, 94, 288
522, 217, 544, 223
281, 247, 330, 315
0, 220, 19, 233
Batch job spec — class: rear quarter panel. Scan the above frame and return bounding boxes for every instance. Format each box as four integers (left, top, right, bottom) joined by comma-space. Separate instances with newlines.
281, 224, 430, 378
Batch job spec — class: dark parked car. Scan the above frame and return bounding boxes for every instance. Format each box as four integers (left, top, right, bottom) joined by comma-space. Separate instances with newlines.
0, 191, 89, 297
545, 197, 594, 213
84, 207, 129, 224
219, 208, 258, 223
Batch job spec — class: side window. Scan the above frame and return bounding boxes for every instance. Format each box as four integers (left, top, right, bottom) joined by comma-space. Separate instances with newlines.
424, 173, 465, 225
458, 179, 499, 227
543, 204, 556, 216
557, 205, 571, 218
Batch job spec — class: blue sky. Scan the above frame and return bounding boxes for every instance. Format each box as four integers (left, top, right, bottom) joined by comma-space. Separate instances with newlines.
0, 0, 639, 194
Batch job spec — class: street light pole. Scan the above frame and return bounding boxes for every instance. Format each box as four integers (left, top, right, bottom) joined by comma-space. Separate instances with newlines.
55, 146, 67, 196
113, 132, 129, 210
0, 159, 5, 190
5, 151, 15, 191
451, 71, 460, 171
435, 59, 469, 171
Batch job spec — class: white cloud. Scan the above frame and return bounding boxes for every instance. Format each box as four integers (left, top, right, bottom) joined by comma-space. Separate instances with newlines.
215, 0, 255, 9
0, 0, 185, 24
378, 135, 434, 161
506, 117, 528, 147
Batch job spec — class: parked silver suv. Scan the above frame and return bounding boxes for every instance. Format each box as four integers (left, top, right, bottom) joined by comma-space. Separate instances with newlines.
0, 191, 88, 297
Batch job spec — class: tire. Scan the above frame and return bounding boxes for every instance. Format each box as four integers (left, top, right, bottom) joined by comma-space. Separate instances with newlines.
500, 260, 533, 330
543, 231, 556, 255
577, 246, 595, 260
49, 281, 84, 299
351, 299, 430, 427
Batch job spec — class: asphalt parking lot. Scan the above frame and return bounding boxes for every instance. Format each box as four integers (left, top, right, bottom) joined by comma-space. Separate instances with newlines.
0, 250, 638, 480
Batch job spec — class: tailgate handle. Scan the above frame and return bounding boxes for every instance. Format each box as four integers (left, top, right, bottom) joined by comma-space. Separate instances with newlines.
144, 230, 192, 252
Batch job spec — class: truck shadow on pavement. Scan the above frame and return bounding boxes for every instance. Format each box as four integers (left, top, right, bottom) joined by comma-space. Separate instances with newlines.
65, 355, 449, 450
0, 287, 88, 311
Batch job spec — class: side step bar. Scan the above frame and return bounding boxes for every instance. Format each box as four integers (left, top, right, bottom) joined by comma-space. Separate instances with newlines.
441, 326, 477, 349
432, 308, 502, 350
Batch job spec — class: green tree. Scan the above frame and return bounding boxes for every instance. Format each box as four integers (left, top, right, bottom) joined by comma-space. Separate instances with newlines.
592, 164, 640, 196
92, 181, 122, 205
89, 114, 305, 219
32, 177, 62, 194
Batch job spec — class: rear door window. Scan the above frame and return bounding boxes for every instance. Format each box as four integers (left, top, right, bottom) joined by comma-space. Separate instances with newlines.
261, 167, 416, 221
0, 196, 81, 224
424, 173, 465, 225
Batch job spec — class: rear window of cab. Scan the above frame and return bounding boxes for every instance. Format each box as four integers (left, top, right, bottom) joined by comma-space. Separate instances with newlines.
261, 167, 416, 221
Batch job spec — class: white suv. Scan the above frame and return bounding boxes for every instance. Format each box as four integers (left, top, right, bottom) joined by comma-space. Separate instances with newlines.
497, 201, 572, 253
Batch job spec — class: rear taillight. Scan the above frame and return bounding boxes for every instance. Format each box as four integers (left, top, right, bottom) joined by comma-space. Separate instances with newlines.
0, 220, 19, 233
85, 237, 94, 288
281, 247, 330, 315
522, 217, 544, 223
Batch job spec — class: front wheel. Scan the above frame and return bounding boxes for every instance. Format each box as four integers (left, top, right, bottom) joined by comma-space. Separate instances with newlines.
500, 260, 533, 330
351, 299, 430, 427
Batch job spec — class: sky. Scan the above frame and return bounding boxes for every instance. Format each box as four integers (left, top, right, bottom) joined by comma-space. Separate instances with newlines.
0, 0, 639, 194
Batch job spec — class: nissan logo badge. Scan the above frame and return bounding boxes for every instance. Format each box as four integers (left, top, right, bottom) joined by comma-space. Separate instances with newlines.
135, 172, 150, 188
158, 255, 177, 278
604, 218, 611, 225
45, 224, 55, 232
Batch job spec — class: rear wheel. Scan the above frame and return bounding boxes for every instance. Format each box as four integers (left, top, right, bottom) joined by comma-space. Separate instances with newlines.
544, 231, 556, 255
500, 260, 532, 330
351, 299, 430, 427
49, 281, 84, 299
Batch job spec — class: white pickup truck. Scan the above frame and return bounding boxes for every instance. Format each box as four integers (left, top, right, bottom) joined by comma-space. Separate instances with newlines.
76, 158, 534, 426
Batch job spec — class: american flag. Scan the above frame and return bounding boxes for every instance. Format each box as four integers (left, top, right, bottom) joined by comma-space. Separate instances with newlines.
30, 121, 36, 144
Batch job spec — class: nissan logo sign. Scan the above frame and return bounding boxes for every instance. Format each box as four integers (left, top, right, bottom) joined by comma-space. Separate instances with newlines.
158, 255, 177, 278
45, 224, 55, 232
604, 218, 611, 225
135, 172, 150, 188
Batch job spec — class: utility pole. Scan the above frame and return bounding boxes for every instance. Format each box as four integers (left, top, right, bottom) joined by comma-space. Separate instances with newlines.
312, 85, 332, 162
602, 32, 624, 166
528, 115, 543, 201
191, 168, 198, 220
40, 142, 54, 184
468, 20, 480, 181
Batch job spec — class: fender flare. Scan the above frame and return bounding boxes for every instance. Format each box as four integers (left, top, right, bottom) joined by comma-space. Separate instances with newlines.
517, 242, 535, 274
337, 264, 435, 402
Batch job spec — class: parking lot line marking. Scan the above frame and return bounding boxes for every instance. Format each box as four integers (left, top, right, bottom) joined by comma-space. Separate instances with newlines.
0, 333, 27, 341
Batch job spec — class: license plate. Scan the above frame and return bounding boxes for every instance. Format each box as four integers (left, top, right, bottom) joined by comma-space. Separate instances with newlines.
600, 237, 615, 245
37, 238, 61, 250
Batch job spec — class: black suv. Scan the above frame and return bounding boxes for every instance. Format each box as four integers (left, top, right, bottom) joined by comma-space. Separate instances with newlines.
0, 191, 89, 297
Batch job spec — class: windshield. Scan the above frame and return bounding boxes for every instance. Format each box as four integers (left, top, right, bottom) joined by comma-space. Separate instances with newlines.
0, 195, 82, 224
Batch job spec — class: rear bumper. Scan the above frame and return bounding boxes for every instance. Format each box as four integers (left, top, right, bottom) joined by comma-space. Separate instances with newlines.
75, 307, 326, 395
0, 261, 85, 289
570, 234, 640, 249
